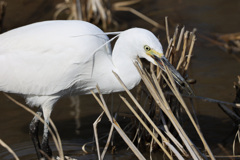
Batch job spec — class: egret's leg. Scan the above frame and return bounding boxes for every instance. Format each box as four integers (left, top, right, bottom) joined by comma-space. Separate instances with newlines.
29, 108, 43, 159
41, 105, 53, 157
41, 120, 52, 157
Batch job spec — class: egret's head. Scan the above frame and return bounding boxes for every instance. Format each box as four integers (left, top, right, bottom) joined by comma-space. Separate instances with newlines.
119, 28, 193, 95
127, 28, 164, 64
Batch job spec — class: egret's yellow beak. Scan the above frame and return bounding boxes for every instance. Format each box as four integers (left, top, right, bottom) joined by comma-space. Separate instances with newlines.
147, 49, 194, 95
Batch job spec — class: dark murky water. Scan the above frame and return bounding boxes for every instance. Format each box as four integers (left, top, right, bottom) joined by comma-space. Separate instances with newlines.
0, 0, 240, 159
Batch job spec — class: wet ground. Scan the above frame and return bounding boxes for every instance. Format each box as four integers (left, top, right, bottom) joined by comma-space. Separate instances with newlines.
0, 0, 240, 159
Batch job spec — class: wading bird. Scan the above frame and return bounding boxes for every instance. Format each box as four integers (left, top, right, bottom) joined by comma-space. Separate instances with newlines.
0, 20, 192, 159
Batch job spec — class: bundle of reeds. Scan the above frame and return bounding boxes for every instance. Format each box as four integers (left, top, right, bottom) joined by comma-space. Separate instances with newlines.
91, 18, 216, 160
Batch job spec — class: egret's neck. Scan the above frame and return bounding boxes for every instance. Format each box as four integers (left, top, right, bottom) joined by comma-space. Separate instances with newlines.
112, 45, 141, 90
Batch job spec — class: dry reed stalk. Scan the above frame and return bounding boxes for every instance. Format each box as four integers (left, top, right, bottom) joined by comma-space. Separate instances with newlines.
92, 111, 115, 159
233, 130, 240, 156
82, 141, 94, 154
159, 109, 188, 156
93, 111, 104, 160
91, 88, 146, 160
0, 139, 19, 160
3, 93, 64, 160
113, 0, 165, 30
100, 123, 114, 160
119, 95, 174, 159
121, 93, 189, 160
92, 110, 116, 159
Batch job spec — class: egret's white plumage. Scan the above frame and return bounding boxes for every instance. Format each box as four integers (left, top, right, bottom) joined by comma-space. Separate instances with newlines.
0, 20, 189, 158
0, 20, 163, 106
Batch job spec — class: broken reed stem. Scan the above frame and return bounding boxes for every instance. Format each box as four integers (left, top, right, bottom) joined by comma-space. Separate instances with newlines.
172, 25, 179, 47
0, 139, 19, 160
165, 39, 173, 59
165, 17, 170, 44
3, 93, 64, 159
184, 34, 196, 71
176, 27, 185, 52
188, 29, 197, 47
176, 31, 189, 70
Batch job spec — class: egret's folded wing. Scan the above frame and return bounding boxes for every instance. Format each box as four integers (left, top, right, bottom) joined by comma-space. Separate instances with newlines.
0, 20, 111, 96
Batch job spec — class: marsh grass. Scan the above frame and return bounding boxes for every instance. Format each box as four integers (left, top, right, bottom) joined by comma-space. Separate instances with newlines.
54, 0, 164, 31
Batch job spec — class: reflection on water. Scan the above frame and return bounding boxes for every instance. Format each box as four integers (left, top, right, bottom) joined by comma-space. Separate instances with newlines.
69, 96, 81, 135
1, 0, 240, 159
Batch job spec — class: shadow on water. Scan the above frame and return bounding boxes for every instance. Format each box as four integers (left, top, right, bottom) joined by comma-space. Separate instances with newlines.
1, 0, 240, 159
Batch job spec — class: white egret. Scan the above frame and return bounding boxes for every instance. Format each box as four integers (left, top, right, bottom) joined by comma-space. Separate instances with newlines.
0, 20, 192, 159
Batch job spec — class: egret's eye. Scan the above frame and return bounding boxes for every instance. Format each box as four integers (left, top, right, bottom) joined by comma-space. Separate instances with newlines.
144, 45, 151, 51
